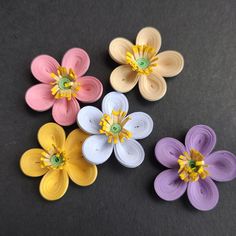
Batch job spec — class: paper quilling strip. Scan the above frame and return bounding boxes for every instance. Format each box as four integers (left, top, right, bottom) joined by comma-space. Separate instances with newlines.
154, 125, 236, 211
109, 27, 184, 101
25, 48, 103, 126
20, 123, 97, 201
77, 91, 153, 168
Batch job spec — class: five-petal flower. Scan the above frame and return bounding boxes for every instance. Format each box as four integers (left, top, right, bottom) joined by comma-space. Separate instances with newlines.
77, 92, 153, 168
25, 48, 103, 126
109, 27, 184, 101
154, 125, 236, 211
20, 123, 97, 201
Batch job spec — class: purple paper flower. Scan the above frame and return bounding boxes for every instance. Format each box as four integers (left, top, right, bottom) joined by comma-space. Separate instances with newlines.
154, 125, 236, 211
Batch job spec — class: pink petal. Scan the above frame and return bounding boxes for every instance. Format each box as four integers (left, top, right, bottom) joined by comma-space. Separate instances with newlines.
205, 151, 236, 182
52, 98, 80, 126
61, 48, 90, 77
25, 84, 55, 111
155, 138, 186, 168
31, 55, 60, 84
154, 169, 187, 201
76, 76, 103, 103
187, 177, 219, 211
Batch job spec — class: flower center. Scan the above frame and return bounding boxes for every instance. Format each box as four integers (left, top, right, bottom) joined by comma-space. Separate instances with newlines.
99, 110, 132, 144
41, 145, 66, 169
126, 45, 158, 75
178, 149, 209, 182
50, 66, 80, 100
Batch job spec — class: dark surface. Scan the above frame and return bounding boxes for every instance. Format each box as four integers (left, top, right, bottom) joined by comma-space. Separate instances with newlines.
0, 0, 236, 235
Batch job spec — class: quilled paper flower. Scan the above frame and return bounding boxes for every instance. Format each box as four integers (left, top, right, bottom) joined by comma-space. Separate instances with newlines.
77, 92, 153, 168
154, 125, 236, 211
109, 27, 184, 101
25, 48, 103, 126
20, 123, 97, 201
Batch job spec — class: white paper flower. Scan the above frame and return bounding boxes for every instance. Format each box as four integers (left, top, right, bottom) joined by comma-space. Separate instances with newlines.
77, 92, 153, 168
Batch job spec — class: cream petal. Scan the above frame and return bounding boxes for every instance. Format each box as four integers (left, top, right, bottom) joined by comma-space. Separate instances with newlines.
114, 139, 145, 168
82, 135, 114, 165
77, 106, 103, 134
124, 112, 153, 139
110, 65, 139, 93
156, 51, 184, 77
138, 73, 167, 101
109, 38, 134, 64
136, 27, 162, 53
102, 91, 129, 115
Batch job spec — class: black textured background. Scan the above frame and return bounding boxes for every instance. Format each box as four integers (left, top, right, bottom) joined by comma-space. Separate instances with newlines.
0, 0, 236, 235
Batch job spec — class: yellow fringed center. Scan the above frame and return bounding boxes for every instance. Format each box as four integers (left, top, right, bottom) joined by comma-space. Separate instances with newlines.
99, 110, 132, 144
126, 45, 158, 75
178, 149, 209, 182
50, 66, 80, 100
40, 144, 66, 170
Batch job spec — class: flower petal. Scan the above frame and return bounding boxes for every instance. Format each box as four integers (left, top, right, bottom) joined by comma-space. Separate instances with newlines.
114, 139, 145, 168
154, 169, 187, 201
136, 27, 162, 53
185, 125, 216, 156
205, 151, 236, 182
31, 55, 60, 83
77, 106, 103, 134
20, 148, 48, 177
102, 91, 129, 115
110, 65, 139, 93
76, 76, 103, 103
39, 169, 69, 201
62, 48, 90, 77
156, 51, 184, 77
109, 38, 134, 64
82, 135, 114, 165
187, 177, 219, 211
138, 73, 167, 101
64, 129, 97, 186
124, 112, 153, 139
155, 138, 186, 168
52, 98, 80, 126
38, 122, 66, 151
25, 84, 55, 111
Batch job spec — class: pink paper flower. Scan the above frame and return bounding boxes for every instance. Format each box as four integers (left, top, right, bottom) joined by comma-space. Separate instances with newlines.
25, 48, 103, 126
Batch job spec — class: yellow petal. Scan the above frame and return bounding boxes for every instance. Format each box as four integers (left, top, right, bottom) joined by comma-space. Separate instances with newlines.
138, 72, 167, 101
20, 148, 48, 177
65, 129, 97, 186
156, 50, 184, 77
136, 27, 162, 54
39, 169, 69, 201
109, 37, 134, 64
37, 122, 66, 151
110, 65, 139, 93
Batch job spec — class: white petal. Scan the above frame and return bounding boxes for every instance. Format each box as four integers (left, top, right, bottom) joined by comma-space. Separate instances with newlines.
77, 106, 103, 134
114, 139, 145, 168
102, 91, 129, 115
124, 112, 153, 139
82, 135, 114, 165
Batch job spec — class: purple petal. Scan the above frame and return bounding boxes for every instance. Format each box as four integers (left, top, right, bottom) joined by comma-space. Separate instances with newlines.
155, 138, 186, 168
154, 169, 187, 201
187, 177, 219, 211
185, 125, 216, 156
205, 151, 236, 182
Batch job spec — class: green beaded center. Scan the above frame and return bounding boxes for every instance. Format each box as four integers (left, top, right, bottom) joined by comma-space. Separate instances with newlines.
189, 160, 196, 169
136, 58, 150, 69
58, 77, 71, 90
110, 124, 122, 134
50, 154, 64, 167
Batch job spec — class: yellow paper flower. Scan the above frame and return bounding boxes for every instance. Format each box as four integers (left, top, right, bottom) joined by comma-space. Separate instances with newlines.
20, 122, 97, 201
109, 27, 184, 101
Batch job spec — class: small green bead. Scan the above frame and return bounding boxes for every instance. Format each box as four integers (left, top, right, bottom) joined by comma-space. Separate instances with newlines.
110, 124, 122, 134
58, 77, 71, 90
136, 58, 150, 69
50, 155, 63, 167
189, 160, 196, 169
